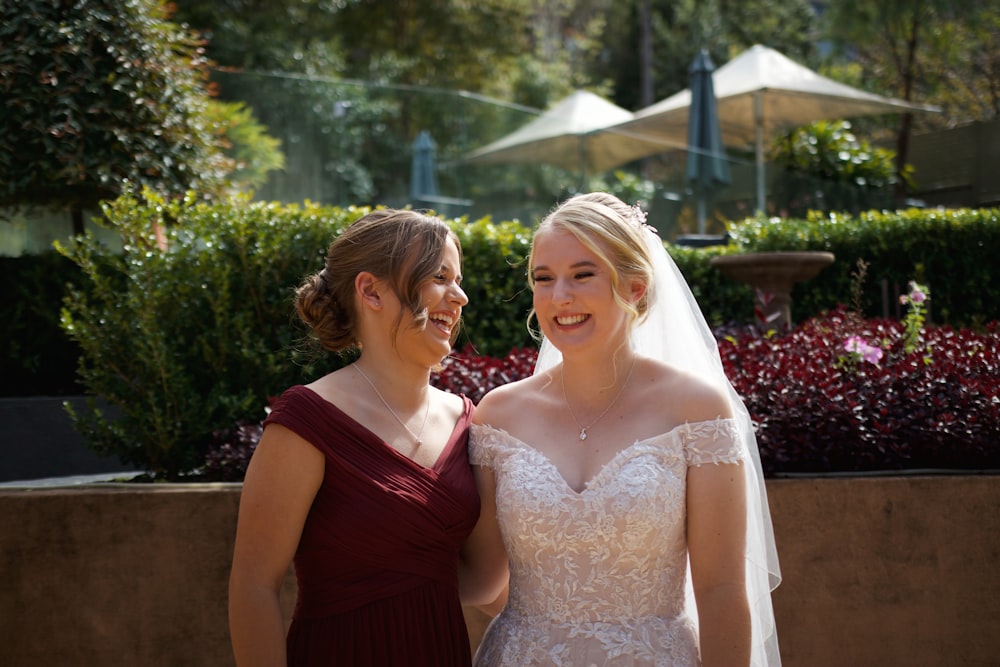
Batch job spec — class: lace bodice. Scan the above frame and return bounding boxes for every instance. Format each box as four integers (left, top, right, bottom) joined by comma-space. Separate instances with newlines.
470, 419, 744, 667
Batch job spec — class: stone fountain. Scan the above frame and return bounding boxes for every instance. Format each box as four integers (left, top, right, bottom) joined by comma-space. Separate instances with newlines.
710, 251, 835, 329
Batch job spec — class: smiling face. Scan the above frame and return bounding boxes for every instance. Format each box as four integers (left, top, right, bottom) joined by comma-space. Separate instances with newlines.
416, 238, 467, 351
370, 236, 467, 368
530, 228, 638, 356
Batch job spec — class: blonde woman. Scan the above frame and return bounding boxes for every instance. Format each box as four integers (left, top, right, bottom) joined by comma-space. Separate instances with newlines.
462, 193, 781, 666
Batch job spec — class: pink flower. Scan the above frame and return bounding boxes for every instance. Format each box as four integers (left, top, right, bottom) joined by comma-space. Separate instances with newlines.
902, 281, 929, 305
844, 336, 883, 365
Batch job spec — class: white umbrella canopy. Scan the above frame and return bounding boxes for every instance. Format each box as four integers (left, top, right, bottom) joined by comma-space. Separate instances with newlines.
464, 89, 677, 179
616, 45, 941, 211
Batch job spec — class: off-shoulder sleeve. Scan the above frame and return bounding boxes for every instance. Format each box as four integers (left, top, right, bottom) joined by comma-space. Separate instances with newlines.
469, 423, 500, 468
678, 418, 743, 467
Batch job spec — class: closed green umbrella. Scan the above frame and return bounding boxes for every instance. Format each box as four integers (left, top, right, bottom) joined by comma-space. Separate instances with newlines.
410, 130, 439, 204
686, 49, 730, 234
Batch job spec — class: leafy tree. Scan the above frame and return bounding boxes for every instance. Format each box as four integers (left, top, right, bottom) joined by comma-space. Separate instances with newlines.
923, 5, 1000, 123
821, 0, 986, 192
170, 0, 348, 73
205, 101, 286, 192
0, 0, 234, 234
595, 0, 819, 111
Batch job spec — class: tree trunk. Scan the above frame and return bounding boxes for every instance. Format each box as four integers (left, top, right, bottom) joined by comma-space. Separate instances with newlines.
71, 206, 84, 236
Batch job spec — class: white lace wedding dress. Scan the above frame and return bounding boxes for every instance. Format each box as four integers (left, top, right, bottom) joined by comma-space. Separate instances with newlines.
470, 419, 745, 667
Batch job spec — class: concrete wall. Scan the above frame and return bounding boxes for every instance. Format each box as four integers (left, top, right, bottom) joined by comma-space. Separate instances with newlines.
1, 476, 997, 666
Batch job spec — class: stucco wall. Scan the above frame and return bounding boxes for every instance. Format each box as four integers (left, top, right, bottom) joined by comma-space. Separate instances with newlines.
1, 476, 997, 666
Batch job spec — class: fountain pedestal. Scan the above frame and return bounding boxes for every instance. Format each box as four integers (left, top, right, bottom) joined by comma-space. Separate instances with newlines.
710, 251, 835, 329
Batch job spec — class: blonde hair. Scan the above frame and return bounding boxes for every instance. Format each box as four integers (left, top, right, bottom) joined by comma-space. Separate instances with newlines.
528, 192, 654, 338
295, 208, 462, 353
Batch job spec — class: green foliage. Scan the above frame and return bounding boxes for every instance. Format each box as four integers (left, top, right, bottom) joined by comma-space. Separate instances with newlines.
822, 0, 991, 132
56, 189, 361, 478
0, 0, 234, 218
727, 207, 1000, 326
39, 196, 1000, 477
772, 120, 907, 189
666, 243, 755, 326
52, 192, 535, 476
770, 120, 909, 217
450, 217, 534, 356
204, 101, 286, 192
169, 0, 350, 72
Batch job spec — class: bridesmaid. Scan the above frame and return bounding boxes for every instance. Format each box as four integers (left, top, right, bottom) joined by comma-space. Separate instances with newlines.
229, 208, 479, 666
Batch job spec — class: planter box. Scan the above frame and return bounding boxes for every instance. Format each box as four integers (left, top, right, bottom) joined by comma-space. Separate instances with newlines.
1, 476, 997, 666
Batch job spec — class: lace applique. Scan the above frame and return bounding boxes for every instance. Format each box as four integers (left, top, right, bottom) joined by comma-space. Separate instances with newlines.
469, 420, 742, 666
678, 419, 744, 467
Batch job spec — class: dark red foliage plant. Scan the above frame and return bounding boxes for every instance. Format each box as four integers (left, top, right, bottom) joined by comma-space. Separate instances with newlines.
432, 346, 539, 405
202, 315, 999, 479
720, 307, 1000, 475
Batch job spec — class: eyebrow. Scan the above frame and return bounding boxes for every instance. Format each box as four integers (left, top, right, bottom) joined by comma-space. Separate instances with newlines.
532, 260, 599, 273
439, 264, 463, 282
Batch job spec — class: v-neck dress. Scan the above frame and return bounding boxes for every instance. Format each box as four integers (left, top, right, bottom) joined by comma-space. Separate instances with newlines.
469, 420, 744, 666
263, 385, 480, 667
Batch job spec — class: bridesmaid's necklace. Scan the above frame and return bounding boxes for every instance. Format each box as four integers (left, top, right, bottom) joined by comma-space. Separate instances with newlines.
561, 357, 637, 441
354, 364, 430, 446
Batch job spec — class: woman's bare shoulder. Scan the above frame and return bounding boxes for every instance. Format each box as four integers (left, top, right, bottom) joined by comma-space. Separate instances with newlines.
474, 371, 552, 426
642, 357, 733, 423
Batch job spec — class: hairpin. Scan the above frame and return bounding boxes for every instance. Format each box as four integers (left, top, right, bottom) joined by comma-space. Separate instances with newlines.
630, 202, 657, 234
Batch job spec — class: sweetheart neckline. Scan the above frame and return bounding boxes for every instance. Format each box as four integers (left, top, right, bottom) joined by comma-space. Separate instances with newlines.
472, 419, 735, 496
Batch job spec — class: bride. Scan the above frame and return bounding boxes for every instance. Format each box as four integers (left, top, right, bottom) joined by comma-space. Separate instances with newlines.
459, 192, 781, 666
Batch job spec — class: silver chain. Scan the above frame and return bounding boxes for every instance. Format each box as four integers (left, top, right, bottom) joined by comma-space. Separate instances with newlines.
353, 364, 430, 446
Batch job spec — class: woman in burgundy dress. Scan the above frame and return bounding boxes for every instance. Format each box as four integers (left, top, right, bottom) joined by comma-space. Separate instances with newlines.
229, 209, 479, 666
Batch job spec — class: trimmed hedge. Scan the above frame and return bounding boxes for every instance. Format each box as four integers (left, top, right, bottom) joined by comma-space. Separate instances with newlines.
727, 208, 1000, 326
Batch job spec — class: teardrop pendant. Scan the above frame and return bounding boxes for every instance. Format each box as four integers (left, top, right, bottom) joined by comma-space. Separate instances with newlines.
579, 429, 588, 441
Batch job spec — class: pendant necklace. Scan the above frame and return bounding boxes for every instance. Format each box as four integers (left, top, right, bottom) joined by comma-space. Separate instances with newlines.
561, 357, 637, 441
354, 364, 430, 446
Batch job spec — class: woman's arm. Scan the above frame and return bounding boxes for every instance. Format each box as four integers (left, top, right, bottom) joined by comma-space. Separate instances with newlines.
688, 459, 751, 667
458, 391, 513, 613
459, 462, 510, 612
228, 423, 324, 667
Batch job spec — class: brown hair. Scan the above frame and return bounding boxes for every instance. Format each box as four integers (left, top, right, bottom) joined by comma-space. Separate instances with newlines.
295, 208, 462, 353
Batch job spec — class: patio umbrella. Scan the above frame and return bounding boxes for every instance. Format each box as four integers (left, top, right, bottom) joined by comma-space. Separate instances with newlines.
464, 90, 678, 184
614, 45, 940, 212
686, 49, 730, 233
410, 130, 439, 204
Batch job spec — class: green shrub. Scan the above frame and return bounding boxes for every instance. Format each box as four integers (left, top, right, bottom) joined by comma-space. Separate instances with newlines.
451, 217, 534, 356
666, 243, 755, 326
769, 120, 906, 217
55, 193, 535, 477
57, 190, 360, 478
0, 0, 234, 231
726, 207, 1000, 326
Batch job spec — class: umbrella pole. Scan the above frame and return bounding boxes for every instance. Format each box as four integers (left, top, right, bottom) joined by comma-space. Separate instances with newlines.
754, 91, 765, 214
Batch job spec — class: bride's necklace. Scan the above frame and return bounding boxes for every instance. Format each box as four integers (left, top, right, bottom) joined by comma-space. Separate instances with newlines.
353, 363, 430, 446
561, 357, 637, 441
